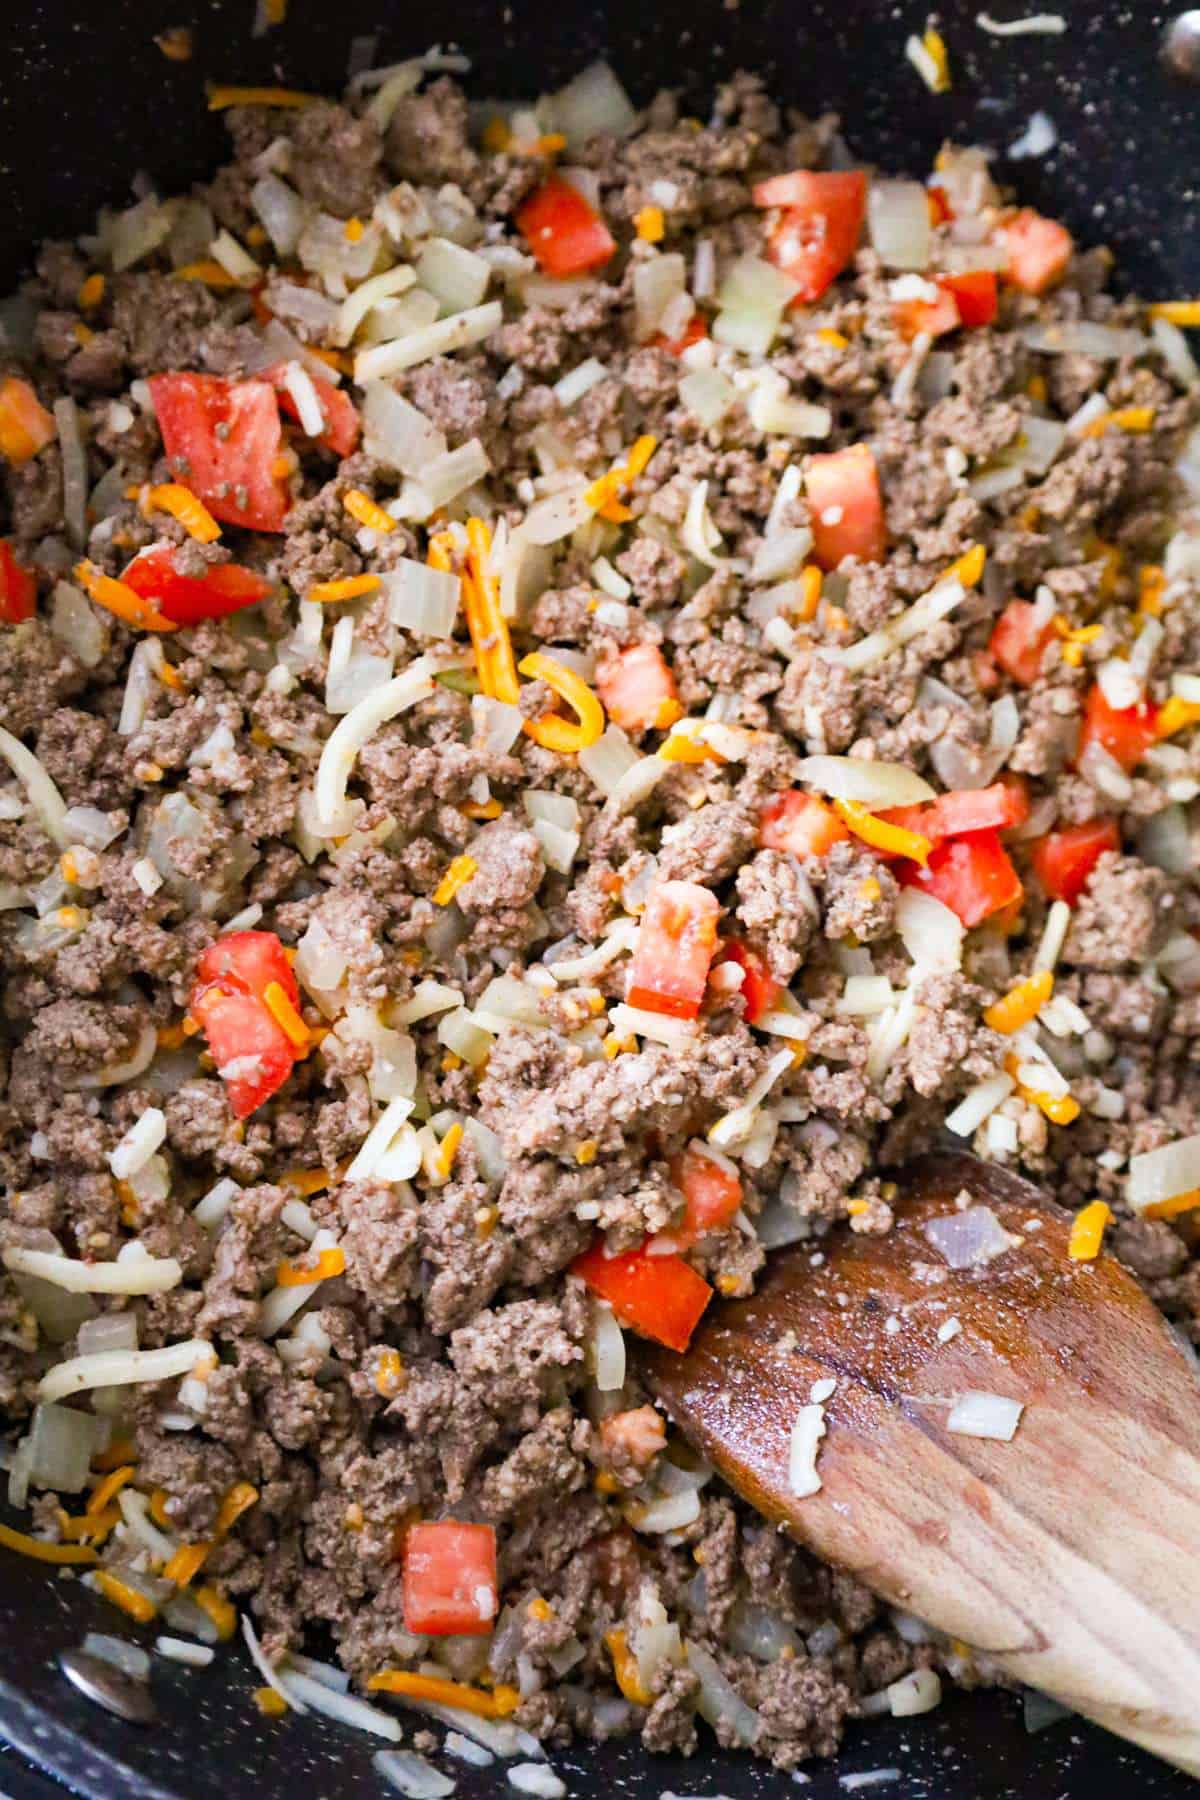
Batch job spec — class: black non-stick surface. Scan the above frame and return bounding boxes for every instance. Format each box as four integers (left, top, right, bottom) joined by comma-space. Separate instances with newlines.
1, 1, 1198, 1794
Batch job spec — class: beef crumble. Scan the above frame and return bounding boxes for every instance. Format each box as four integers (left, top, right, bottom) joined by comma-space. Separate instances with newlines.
1, 51, 1199, 1782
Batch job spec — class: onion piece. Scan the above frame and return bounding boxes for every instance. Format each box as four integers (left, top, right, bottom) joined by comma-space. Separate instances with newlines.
868, 181, 931, 270
156, 1637, 215, 1669
633, 253, 686, 341
544, 61, 638, 147
945, 1391, 1024, 1441
888, 1669, 942, 1717
416, 238, 491, 314
0, 726, 68, 845
53, 398, 88, 550
945, 1073, 1015, 1138
578, 725, 639, 797
108, 196, 174, 271
684, 1641, 761, 1746
1021, 323, 1148, 358
1127, 1134, 1200, 1217
383, 560, 462, 637
27, 1402, 102, 1491
789, 1402, 827, 1497
250, 175, 307, 258
797, 756, 934, 807
923, 1207, 1017, 1269
895, 888, 964, 973
85, 1634, 152, 1682
354, 302, 503, 380
374, 1750, 456, 1798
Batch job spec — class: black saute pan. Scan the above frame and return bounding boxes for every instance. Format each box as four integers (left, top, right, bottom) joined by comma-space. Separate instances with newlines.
0, 2, 1198, 1795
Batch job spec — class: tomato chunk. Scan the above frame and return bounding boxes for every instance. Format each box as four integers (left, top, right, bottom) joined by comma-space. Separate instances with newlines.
190, 930, 300, 1118
989, 600, 1056, 687
122, 546, 272, 627
1031, 818, 1120, 905
517, 177, 616, 277
626, 880, 720, 1019
651, 315, 708, 355
942, 269, 998, 327
402, 1521, 498, 1636
0, 541, 37, 623
805, 444, 886, 570
0, 377, 56, 466
719, 940, 781, 1024
895, 283, 961, 341
880, 778, 1030, 853
596, 643, 679, 733
755, 170, 868, 304
148, 373, 290, 533
899, 829, 1023, 928
669, 1142, 743, 1247
1002, 208, 1073, 295
1076, 683, 1159, 773
263, 361, 360, 458
572, 1240, 712, 1352
759, 790, 849, 859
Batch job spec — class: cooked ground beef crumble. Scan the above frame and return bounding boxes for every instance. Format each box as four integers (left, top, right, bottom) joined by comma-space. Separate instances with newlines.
0, 55, 1199, 1773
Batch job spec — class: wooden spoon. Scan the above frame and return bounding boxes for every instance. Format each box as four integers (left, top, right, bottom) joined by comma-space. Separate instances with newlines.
637, 1151, 1200, 1776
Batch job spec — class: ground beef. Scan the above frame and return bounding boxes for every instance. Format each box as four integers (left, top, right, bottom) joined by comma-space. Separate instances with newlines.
1, 52, 1198, 1789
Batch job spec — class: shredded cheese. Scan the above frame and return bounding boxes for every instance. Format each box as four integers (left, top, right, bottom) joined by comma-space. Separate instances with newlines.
263, 980, 310, 1050
276, 1246, 347, 1288
172, 260, 246, 288
463, 518, 520, 703
634, 206, 665, 243
983, 969, 1054, 1034
206, 84, 316, 109
343, 489, 396, 534
74, 560, 176, 632
194, 1585, 237, 1639
605, 1629, 653, 1705
948, 543, 985, 588
518, 652, 606, 754
833, 799, 930, 865
0, 1522, 98, 1566
95, 1570, 158, 1623
1149, 301, 1200, 326
366, 1671, 521, 1718
308, 573, 382, 604
164, 1543, 210, 1587
1156, 695, 1200, 740
1005, 1054, 1081, 1125
1079, 406, 1156, 439
1068, 1200, 1111, 1262
433, 854, 478, 906
86, 1465, 135, 1515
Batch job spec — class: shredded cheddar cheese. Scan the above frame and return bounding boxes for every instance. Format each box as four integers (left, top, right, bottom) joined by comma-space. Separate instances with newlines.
74, 559, 177, 632
1080, 405, 1156, 438
0, 1522, 98, 1566
434, 1122, 463, 1178
518, 651, 606, 754
366, 1671, 520, 1718
948, 543, 986, 589
344, 217, 365, 243
1149, 300, 1200, 326
255, 1686, 289, 1716
1005, 1054, 1081, 1125
86, 1464, 135, 1515
275, 1246, 347, 1288
816, 327, 848, 348
574, 1138, 599, 1166
1156, 695, 1200, 740
77, 273, 106, 310
832, 799, 931, 866
375, 1349, 404, 1396
433, 853, 478, 906
206, 84, 316, 110
1138, 563, 1166, 616
983, 969, 1054, 1034
140, 482, 222, 543
1068, 1200, 1112, 1262
799, 564, 823, 621
604, 1629, 653, 1706
96, 1570, 158, 1622
57, 1507, 119, 1545
635, 205, 665, 243
482, 116, 512, 152
343, 489, 396, 534
464, 517, 520, 704
263, 980, 310, 1050
216, 1481, 259, 1536
1140, 1186, 1200, 1221
658, 733, 722, 764
281, 1166, 333, 1196
922, 25, 952, 90
93, 1437, 136, 1473
164, 1543, 210, 1587
172, 260, 246, 289
307, 573, 382, 604
194, 1585, 237, 1639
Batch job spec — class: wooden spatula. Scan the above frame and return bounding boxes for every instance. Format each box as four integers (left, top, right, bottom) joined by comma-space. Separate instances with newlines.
637, 1151, 1200, 1776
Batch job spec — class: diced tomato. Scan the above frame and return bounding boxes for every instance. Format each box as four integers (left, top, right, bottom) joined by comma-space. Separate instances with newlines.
1030, 817, 1120, 905
0, 541, 37, 623
895, 284, 961, 341
669, 1141, 743, 1247
572, 1240, 713, 1353
596, 644, 679, 734
651, 314, 708, 355
879, 778, 1030, 853
148, 373, 290, 533
626, 880, 721, 1020
942, 269, 998, 327
516, 177, 616, 277
1076, 683, 1159, 773
122, 546, 272, 628
927, 184, 954, 226
805, 444, 886, 570
0, 377, 56, 466
1001, 208, 1073, 295
989, 600, 1056, 687
754, 170, 868, 304
402, 1521, 497, 1637
263, 361, 361, 458
899, 829, 1024, 929
719, 940, 781, 1025
190, 930, 300, 1118
759, 790, 849, 859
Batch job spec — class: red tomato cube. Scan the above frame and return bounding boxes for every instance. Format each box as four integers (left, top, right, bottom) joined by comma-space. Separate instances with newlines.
1002, 208, 1073, 295
718, 940, 781, 1024
263, 361, 360, 458
1076, 683, 1159, 773
900, 829, 1023, 929
148, 373, 291, 533
942, 269, 998, 327
669, 1142, 743, 1247
516, 177, 616, 277
402, 1521, 498, 1636
1031, 818, 1120, 905
755, 170, 868, 304
626, 880, 721, 1019
989, 600, 1056, 687
596, 643, 680, 734
759, 790, 849, 859
805, 444, 886, 570
895, 284, 961, 341
191, 931, 301, 1117
0, 541, 37, 623
572, 1240, 713, 1353
123, 546, 273, 627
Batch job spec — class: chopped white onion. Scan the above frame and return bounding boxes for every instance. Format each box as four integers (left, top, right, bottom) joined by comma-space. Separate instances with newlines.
888, 1670, 942, 1716
868, 181, 931, 270
946, 1391, 1024, 1441
544, 61, 638, 148
374, 1751, 456, 1799
251, 175, 306, 258
108, 1107, 166, 1180
590, 1301, 626, 1392
679, 366, 737, 429
418, 439, 491, 509
712, 257, 799, 356
354, 301, 502, 380
27, 1402, 102, 1491
0, 726, 68, 845
523, 483, 592, 545
578, 725, 639, 797
1021, 323, 1147, 358
416, 237, 491, 315
895, 888, 964, 973
383, 560, 461, 638
685, 1641, 761, 1746
553, 358, 609, 407
798, 756, 934, 806
361, 383, 447, 473
945, 1073, 1015, 1138
633, 253, 687, 341
156, 1637, 215, 1668
923, 1207, 1016, 1269
1128, 1135, 1200, 1217
85, 1634, 152, 1682
1152, 316, 1200, 388
789, 1401, 827, 1497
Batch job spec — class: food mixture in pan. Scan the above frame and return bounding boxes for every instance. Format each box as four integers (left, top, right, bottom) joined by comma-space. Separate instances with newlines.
1, 46, 1200, 1779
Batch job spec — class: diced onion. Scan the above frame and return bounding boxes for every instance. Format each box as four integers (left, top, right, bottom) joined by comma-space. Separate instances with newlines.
1021, 323, 1148, 358
374, 1750, 456, 1799
1139, 804, 1193, 876
54, 399, 88, 550
0, 726, 68, 845
108, 1107, 167, 1180
28, 1402, 102, 1491
945, 1391, 1024, 1441
85, 1634, 152, 1682
888, 1670, 942, 1717
360, 382, 447, 474
544, 61, 638, 148
418, 439, 492, 509
578, 725, 639, 797
1128, 1135, 1200, 1216
684, 1641, 761, 1747
798, 755, 934, 807
523, 484, 592, 545
633, 253, 686, 341
868, 181, 931, 270
553, 359, 609, 407
346, 1099, 419, 1182
437, 1008, 495, 1067
712, 257, 799, 356
681, 480, 728, 568
383, 560, 462, 638
895, 888, 964, 972
679, 367, 736, 429
251, 175, 306, 258
590, 1301, 626, 1392
923, 1206, 1016, 1269
416, 237, 491, 314
109, 196, 173, 271
1152, 316, 1200, 388
156, 1637, 215, 1668
37, 1337, 212, 1403
472, 694, 524, 755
